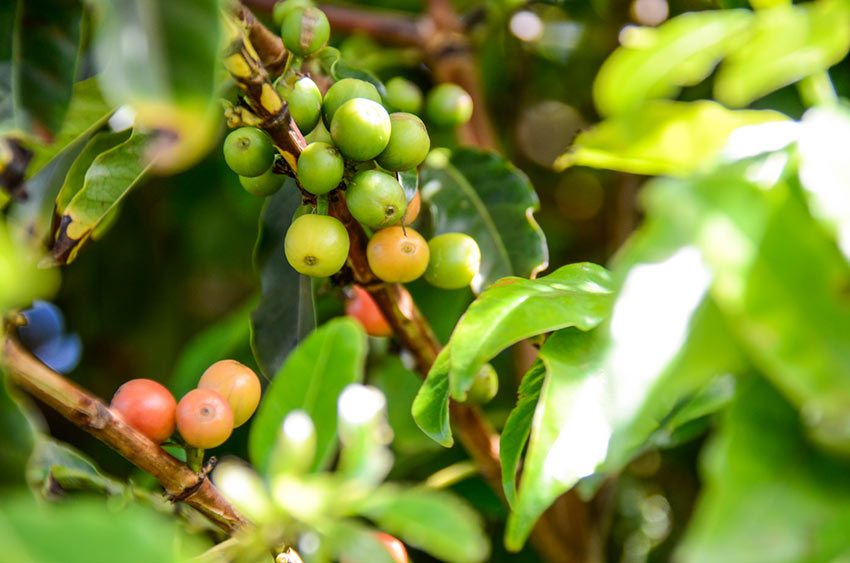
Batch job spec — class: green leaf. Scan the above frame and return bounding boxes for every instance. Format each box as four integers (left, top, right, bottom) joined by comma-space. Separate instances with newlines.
50, 130, 154, 265
677, 376, 850, 562
420, 147, 548, 292
593, 10, 752, 117
557, 100, 788, 176
54, 129, 132, 214
715, 0, 850, 107
499, 359, 545, 508
505, 329, 607, 551
89, 0, 222, 172
411, 347, 453, 447
0, 373, 39, 486
0, 493, 210, 563
171, 299, 255, 398
358, 485, 490, 563
318, 520, 396, 563
0, 0, 83, 136
250, 182, 316, 378
249, 317, 367, 474
444, 262, 614, 400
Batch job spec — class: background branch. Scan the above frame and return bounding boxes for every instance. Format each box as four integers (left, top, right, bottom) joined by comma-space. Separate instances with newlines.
1, 337, 247, 535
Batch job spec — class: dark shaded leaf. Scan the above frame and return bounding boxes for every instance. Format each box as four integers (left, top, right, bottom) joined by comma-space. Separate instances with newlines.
420, 147, 548, 292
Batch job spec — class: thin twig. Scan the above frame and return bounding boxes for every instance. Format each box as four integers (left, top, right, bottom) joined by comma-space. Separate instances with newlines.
1, 338, 247, 535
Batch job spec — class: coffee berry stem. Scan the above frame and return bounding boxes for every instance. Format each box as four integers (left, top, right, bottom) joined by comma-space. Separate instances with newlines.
187, 446, 205, 473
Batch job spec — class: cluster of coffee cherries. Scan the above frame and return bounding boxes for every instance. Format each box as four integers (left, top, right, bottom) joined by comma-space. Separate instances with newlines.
221, 1, 482, 300
109, 360, 261, 449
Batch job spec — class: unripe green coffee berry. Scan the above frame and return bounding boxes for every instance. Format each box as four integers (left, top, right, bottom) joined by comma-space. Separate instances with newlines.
346, 170, 406, 229
281, 7, 330, 57
322, 78, 381, 126
223, 127, 276, 177
464, 364, 499, 405
331, 98, 391, 161
286, 77, 322, 134
297, 142, 344, 195
376, 113, 430, 171
426, 83, 474, 128
385, 77, 423, 114
239, 168, 284, 196
285, 214, 350, 277
273, 0, 314, 27
424, 232, 481, 289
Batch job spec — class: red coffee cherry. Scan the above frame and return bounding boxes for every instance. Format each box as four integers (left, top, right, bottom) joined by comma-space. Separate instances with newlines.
198, 360, 262, 428
376, 532, 408, 563
176, 388, 234, 449
345, 286, 392, 337
110, 379, 177, 444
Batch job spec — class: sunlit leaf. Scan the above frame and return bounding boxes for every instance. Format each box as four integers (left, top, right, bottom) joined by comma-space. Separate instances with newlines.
358, 485, 490, 563
593, 10, 752, 117
420, 147, 548, 292
677, 377, 850, 562
249, 317, 367, 474
715, 0, 850, 107
50, 131, 154, 265
557, 100, 787, 176
411, 347, 453, 447
54, 130, 132, 214
250, 182, 316, 378
0, 0, 83, 136
505, 329, 607, 551
500, 359, 545, 508
444, 262, 613, 400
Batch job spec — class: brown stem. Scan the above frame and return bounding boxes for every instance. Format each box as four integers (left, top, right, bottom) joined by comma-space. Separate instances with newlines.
1, 338, 247, 535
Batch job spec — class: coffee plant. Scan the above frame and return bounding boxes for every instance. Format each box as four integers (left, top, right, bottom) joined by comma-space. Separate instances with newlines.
2, 0, 850, 561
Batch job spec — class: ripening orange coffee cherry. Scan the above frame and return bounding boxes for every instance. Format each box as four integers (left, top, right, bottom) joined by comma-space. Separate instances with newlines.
110, 379, 177, 444
176, 389, 234, 449
376, 533, 408, 563
366, 226, 429, 283
198, 360, 262, 427
345, 286, 392, 337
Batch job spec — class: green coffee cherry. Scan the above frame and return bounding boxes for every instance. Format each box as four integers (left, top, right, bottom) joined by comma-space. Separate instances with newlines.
239, 168, 284, 196
376, 113, 430, 171
385, 77, 423, 114
223, 127, 276, 177
322, 78, 381, 126
273, 0, 314, 27
426, 83, 473, 128
424, 232, 481, 289
284, 214, 350, 277
281, 7, 330, 57
464, 364, 498, 405
346, 170, 406, 229
297, 142, 344, 195
330, 98, 391, 161
286, 77, 322, 134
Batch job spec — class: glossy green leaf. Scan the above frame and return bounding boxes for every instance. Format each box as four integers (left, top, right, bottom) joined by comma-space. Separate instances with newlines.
506, 329, 607, 551
0, 0, 83, 136
318, 520, 396, 563
358, 485, 490, 563
51, 131, 154, 265
420, 147, 548, 292
593, 10, 752, 117
411, 347, 453, 447
715, 0, 850, 107
250, 182, 316, 378
677, 376, 850, 562
249, 317, 367, 474
499, 359, 545, 508
444, 262, 613, 400
557, 100, 788, 176
89, 0, 222, 172
0, 493, 210, 563
54, 129, 132, 214
171, 299, 255, 398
